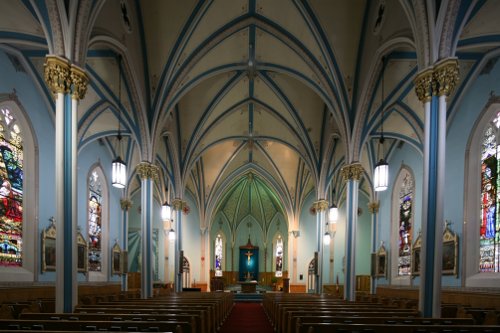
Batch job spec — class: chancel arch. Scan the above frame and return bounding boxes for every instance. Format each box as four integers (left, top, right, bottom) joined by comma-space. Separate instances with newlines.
0, 97, 37, 282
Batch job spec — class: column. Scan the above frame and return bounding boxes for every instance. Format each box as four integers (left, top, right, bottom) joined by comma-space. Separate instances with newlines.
172, 198, 185, 292
367, 201, 380, 294
120, 198, 132, 291
45, 56, 88, 312
340, 163, 364, 301
414, 59, 459, 317
136, 162, 159, 298
312, 199, 328, 294
200, 227, 207, 289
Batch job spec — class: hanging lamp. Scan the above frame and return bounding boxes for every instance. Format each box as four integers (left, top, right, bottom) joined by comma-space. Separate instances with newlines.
323, 219, 331, 245
328, 203, 338, 223
112, 55, 127, 188
374, 56, 389, 192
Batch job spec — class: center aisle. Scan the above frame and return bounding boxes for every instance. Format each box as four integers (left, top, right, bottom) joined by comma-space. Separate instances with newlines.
219, 302, 274, 333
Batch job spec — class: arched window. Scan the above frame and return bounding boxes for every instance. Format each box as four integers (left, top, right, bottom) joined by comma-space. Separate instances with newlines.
88, 169, 103, 272
465, 101, 500, 287
480, 122, 500, 272
182, 256, 190, 288
397, 172, 413, 276
0, 106, 23, 267
274, 234, 283, 277
307, 258, 316, 293
214, 233, 223, 277
391, 166, 415, 283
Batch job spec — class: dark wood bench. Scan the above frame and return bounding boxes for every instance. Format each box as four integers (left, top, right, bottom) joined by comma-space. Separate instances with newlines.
296, 322, 500, 333
20, 312, 199, 333
0, 319, 191, 332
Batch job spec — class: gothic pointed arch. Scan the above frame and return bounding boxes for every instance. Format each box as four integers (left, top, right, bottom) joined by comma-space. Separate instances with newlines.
87, 163, 109, 281
390, 165, 415, 285
464, 97, 500, 287
0, 95, 37, 282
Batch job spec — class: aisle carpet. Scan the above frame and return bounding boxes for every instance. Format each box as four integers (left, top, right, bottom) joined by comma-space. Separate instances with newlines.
219, 302, 274, 333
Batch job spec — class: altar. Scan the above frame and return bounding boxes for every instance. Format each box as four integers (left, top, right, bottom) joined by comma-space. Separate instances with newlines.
239, 280, 257, 293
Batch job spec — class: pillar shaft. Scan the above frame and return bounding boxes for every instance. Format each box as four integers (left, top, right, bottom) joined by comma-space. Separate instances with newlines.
368, 201, 379, 294
414, 59, 459, 317
137, 162, 159, 298
173, 199, 185, 292
45, 56, 88, 313
341, 163, 364, 301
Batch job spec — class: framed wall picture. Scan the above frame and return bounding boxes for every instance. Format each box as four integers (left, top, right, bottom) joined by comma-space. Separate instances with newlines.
442, 224, 458, 276
76, 229, 88, 273
111, 242, 122, 275
375, 243, 387, 278
411, 232, 422, 276
41, 218, 56, 272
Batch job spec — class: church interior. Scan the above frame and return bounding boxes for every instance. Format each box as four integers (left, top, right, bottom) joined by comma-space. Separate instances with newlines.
0, 0, 499, 330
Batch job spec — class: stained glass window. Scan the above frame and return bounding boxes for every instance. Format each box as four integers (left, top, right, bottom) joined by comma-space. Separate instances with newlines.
214, 234, 223, 277
88, 170, 103, 272
397, 171, 413, 276
480, 121, 500, 272
0, 107, 23, 267
275, 235, 283, 277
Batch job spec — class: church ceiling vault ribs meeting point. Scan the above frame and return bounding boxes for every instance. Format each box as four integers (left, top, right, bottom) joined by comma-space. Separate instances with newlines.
0, 0, 499, 318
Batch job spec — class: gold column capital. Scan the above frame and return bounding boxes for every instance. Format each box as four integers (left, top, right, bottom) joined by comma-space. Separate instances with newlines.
136, 162, 160, 181
340, 163, 364, 182
368, 201, 380, 213
414, 68, 434, 103
172, 198, 190, 214
120, 198, 132, 211
44, 55, 71, 95
312, 199, 329, 212
70, 64, 89, 100
433, 58, 459, 97
172, 198, 184, 211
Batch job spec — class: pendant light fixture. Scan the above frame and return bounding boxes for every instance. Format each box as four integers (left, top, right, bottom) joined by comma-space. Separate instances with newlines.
329, 202, 338, 224
323, 223, 331, 245
374, 56, 389, 192
162, 183, 175, 240
112, 55, 127, 189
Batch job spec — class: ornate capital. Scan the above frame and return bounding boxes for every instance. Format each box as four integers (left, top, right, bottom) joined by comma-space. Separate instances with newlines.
172, 198, 184, 211
414, 68, 434, 103
312, 199, 329, 212
340, 163, 364, 182
70, 64, 89, 100
120, 198, 132, 211
433, 58, 459, 97
136, 162, 159, 180
44, 55, 71, 95
368, 201, 380, 214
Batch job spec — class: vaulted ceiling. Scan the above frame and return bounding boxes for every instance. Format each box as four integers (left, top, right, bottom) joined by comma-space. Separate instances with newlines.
0, 0, 497, 229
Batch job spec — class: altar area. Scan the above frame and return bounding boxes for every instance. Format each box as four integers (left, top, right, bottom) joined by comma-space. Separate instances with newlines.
238, 280, 258, 293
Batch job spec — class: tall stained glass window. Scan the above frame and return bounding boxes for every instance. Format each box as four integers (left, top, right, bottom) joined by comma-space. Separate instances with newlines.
480, 121, 500, 272
214, 234, 223, 277
397, 172, 413, 276
0, 107, 23, 267
275, 235, 283, 277
88, 170, 103, 271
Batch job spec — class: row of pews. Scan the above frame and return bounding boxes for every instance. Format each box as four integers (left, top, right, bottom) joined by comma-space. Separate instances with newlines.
0, 291, 233, 332
263, 293, 500, 333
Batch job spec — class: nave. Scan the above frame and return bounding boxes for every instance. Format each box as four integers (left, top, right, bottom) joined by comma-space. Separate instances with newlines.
0, 288, 499, 332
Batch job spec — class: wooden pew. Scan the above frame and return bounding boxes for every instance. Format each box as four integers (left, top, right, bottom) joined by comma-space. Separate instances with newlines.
75, 306, 208, 333
292, 316, 475, 333
296, 322, 500, 333
20, 312, 199, 333
0, 318, 191, 332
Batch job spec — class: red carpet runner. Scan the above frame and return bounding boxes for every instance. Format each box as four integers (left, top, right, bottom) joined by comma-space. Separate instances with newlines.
219, 302, 274, 333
